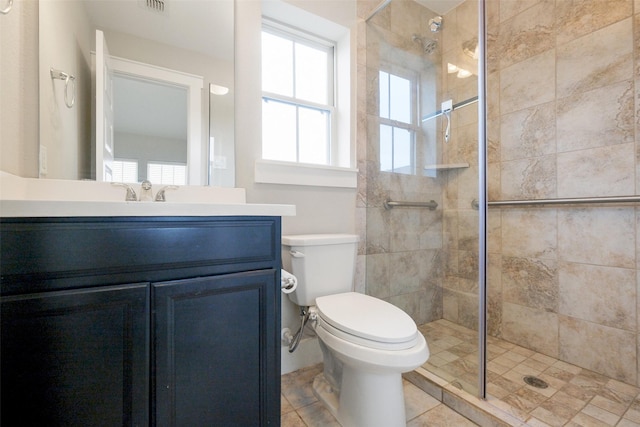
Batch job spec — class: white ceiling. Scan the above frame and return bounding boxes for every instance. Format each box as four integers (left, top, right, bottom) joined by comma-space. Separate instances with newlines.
83, 0, 234, 61
415, 0, 466, 15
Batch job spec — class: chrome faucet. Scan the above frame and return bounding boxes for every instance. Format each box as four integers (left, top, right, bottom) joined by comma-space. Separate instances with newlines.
112, 182, 137, 201
154, 185, 178, 202
139, 180, 153, 201
113, 181, 178, 201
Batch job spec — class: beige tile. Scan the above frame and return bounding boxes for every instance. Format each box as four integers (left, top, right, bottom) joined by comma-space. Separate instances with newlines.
555, 0, 632, 45
556, 143, 635, 198
570, 411, 613, 427
404, 380, 441, 420
281, 394, 294, 415
500, 102, 556, 162
499, 0, 546, 22
281, 410, 307, 427
296, 401, 341, 427
539, 390, 586, 420
557, 18, 633, 99
558, 207, 635, 268
501, 209, 557, 259
502, 302, 559, 358
559, 316, 637, 384
500, 155, 557, 200
581, 403, 621, 425
590, 395, 627, 416
500, 50, 555, 114
497, 1, 555, 69
559, 262, 636, 330
502, 256, 558, 311
530, 406, 570, 427
556, 81, 635, 153
407, 403, 479, 426
281, 364, 322, 409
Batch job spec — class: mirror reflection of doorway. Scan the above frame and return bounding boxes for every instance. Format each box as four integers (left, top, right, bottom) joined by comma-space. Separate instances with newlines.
112, 75, 188, 185
95, 29, 204, 185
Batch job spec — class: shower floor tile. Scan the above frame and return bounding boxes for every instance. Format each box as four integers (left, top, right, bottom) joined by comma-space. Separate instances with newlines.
416, 319, 640, 427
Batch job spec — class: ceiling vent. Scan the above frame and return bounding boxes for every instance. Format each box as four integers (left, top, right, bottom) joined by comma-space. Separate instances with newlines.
139, 0, 167, 14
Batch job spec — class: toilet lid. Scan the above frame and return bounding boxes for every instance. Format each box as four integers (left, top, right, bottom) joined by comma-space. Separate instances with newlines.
315, 292, 418, 347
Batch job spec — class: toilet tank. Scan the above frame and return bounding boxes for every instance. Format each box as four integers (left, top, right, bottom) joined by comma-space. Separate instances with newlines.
282, 234, 359, 307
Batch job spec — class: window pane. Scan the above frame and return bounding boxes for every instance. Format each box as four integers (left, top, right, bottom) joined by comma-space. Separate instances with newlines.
380, 124, 393, 172
262, 32, 293, 96
389, 74, 411, 123
112, 159, 138, 182
262, 99, 297, 162
298, 107, 329, 165
393, 128, 412, 173
379, 71, 389, 119
148, 163, 186, 185
295, 43, 328, 104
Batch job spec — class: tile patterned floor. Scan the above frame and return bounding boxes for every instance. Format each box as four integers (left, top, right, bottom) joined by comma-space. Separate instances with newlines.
281, 363, 480, 426
419, 319, 640, 426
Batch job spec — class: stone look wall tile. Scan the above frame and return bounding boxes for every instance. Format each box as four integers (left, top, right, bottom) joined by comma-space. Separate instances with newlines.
559, 315, 636, 384
559, 262, 636, 331
500, 155, 557, 200
556, 18, 633, 99
499, 0, 545, 22
502, 256, 558, 312
555, 0, 632, 45
500, 102, 556, 161
501, 209, 557, 259
500, 49, 555, 115
502, 302, 559, 358
558, 208, 635, 268
556, 80, 635, 153
497, 1, 555, 69
556, 142, 635, 198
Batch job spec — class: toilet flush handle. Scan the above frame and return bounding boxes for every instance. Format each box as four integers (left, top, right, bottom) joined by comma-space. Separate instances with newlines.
289, 250, 305, 258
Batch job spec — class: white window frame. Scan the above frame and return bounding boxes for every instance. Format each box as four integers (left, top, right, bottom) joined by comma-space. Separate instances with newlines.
378, 66, 419, 175
261, 21, 336, 165
256, 10, 356, 188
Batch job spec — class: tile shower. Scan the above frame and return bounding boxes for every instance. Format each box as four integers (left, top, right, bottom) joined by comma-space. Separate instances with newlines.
355, 0, 640, 422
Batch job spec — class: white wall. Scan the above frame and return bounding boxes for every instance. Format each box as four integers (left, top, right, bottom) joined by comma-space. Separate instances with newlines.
38, 0, 93, 180
0, 0, 39, 178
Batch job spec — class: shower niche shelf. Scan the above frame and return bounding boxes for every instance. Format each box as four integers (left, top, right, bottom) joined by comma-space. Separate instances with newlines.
424, 163, 470, 171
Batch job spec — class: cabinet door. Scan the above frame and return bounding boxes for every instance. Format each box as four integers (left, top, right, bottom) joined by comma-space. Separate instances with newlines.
1, 284, 149, 427
153, 270, 280, 427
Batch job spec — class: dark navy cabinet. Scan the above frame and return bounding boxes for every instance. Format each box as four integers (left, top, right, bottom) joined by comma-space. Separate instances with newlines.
0, 216, 281, 427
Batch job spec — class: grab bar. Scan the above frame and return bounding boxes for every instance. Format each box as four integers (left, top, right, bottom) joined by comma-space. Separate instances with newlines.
384, 199, 438, 210
471, 195, 640, 209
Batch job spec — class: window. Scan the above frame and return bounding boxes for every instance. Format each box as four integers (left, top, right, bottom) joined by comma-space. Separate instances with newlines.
261, 23, 335, 166
112, 159, 138, 183
147, 162, 187, 186
379, 70, 417, 174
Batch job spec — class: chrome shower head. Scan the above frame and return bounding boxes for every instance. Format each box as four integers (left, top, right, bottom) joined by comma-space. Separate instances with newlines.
412, 34, 438, 54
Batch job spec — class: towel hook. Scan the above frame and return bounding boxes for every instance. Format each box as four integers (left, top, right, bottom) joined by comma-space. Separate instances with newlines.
0, 0, 13, 14
50, 68, 76, 108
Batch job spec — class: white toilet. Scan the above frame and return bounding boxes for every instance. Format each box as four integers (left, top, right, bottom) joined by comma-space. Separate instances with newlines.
282, 234, 429, 427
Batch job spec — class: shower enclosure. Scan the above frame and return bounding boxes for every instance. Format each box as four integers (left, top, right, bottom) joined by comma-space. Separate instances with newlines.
360, 0, 640, 424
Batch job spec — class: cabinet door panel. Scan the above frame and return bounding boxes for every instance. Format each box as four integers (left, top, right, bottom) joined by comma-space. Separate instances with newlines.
153, 270, 279, 427
1, 284, 149, 427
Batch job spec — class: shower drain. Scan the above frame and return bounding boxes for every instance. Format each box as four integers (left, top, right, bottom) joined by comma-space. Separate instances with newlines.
523, 375, 549, 389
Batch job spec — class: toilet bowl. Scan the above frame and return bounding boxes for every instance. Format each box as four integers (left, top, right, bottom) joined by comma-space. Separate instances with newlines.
282, 234, 430, 427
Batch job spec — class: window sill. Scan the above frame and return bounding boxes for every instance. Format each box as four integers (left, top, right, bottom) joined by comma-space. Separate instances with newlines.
254, 160, 358, 188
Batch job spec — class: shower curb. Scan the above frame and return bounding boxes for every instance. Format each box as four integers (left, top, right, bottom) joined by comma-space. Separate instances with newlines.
404, 368, 527, 427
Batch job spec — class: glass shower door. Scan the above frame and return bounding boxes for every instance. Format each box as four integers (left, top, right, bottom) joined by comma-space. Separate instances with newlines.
363, 0, 482, 397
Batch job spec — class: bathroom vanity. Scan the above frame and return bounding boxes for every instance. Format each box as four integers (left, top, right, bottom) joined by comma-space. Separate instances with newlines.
0, 213, 286, 426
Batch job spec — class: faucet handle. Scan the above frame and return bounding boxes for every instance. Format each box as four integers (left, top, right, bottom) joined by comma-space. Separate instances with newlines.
111, 182, 137, 201
154, 185, 179, 202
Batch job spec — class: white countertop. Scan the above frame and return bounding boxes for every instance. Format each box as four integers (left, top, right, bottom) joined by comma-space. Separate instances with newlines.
0, 172, 296, 218
0, 200, 296, 218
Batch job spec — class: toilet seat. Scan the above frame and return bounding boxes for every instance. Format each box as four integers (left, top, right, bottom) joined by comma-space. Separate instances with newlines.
315, 292, 420, 351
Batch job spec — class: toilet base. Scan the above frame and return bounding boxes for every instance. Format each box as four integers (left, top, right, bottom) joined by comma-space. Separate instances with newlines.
313, 366, 406, 427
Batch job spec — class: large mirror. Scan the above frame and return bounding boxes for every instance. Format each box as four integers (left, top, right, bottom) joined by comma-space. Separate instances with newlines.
38, 0, 234, 186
